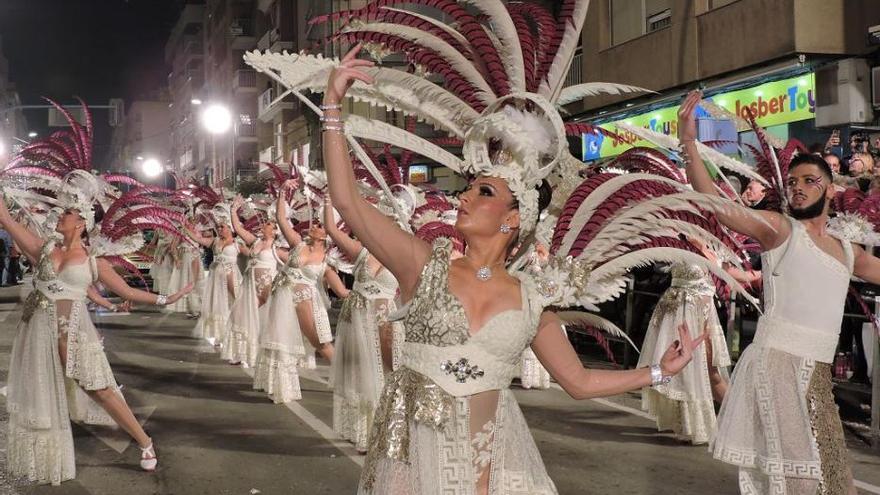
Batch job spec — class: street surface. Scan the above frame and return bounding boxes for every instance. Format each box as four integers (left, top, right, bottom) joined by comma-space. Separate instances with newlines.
0, 284, 877, 494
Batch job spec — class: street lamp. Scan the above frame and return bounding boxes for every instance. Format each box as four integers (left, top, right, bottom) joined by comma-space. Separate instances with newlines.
142, 157, 163, 178
201, 104, 232, 135
27, 131, 37, 138
201, 103, 236, 188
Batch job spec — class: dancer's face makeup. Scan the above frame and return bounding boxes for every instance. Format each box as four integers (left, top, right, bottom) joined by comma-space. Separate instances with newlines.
455, 176, 519, 238
261, 222, 276, 239
786, 165, 832, 218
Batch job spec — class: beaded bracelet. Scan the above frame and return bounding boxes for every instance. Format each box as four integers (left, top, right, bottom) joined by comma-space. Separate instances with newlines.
320, 103, 342, 111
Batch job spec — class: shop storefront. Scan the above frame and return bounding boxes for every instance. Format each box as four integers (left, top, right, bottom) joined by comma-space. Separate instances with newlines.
581, 72, 818, 163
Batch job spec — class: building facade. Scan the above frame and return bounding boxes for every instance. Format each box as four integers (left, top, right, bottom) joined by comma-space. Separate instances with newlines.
0, 36, 27, 166
107, 98, 172, 183
166, 3, 209, 183
573, 0, 880, 162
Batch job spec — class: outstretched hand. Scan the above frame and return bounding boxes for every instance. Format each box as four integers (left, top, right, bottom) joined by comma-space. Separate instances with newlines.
324, 43, 375, 105
677, 90, 702, 144
659, 323, 707, 377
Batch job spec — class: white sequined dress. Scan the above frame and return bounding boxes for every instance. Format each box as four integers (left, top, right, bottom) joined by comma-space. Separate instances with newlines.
360, 239, 557, 494
165, 242, 203, 315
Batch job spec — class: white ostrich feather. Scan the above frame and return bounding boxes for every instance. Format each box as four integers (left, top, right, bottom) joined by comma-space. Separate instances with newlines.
342, 22, 495, 104
556, 310, 639, 352
344, 134, 413, 231
588, 248, 759, 309
244, 51, 477, 137
461, 0, 526, 92
501, 106, 555, 157
557, 82, 655, 107
345, 115, 464, 172
540, 0, 591, 100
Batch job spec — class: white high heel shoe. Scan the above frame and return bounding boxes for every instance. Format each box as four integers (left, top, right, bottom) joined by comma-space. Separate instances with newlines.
140, 442, 158, 472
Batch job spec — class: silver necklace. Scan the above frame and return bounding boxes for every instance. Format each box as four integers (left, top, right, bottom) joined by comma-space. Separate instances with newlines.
468, 259, 504, 282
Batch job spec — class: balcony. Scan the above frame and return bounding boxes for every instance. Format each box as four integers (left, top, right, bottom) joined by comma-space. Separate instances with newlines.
258, 87, 295, 123
564, 50, 583, 88
229, 18, 256, 50
257, 28, 295, 53
237, 122, 258, 142
233, 69, 258, 92
259, 146, 279, 165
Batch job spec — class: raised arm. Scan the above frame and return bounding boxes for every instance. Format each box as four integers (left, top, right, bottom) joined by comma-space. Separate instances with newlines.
231, 195, 257, 246
532, 312, 704, 399
678, 91, 786, 249
323, 196, 362, 261
324, 266, 350, 299
322, 45, 430, 300
852, 244, 880, 285
0, 199, 45, 260
96, 258, 192, 304
184, 223, 214, 248
276, 182, 303, 248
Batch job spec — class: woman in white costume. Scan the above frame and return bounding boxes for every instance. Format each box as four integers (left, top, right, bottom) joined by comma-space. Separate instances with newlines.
636, 259, 730, 444
164, 234, 203, 317
1, 201, 192, 484
315, 45, 712, 495
148, 232, 173, 294
223, 196, 282, 366
188, 207, 241, 347
325, 196, 402, 452
253, 181, 348, 402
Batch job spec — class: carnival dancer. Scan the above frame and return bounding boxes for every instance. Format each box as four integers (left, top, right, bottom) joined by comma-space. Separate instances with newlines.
165, 222, 203, 317
187, 204, 241, 347
315, 45, 725, 494
253, 181, 348, 403
148, 231, 173, 293
325, 195, 402, 452
223, 195, 282, 366
636, 254, 730, 445
0, 103, 194, 482
677, 90, 873, 494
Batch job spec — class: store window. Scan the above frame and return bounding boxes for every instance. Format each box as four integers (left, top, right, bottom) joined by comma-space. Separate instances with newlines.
610, 0, 671, 46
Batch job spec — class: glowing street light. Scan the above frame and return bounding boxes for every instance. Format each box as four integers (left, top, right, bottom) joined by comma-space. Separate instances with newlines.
142, 157, 163, 178
191, 98, 203, 105
27, 131, 38, 138
201, 103, 233, 135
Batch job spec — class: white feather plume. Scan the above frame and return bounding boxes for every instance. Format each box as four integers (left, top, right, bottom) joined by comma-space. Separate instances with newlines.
556, 310, 639, 352
557, 82, 655, 107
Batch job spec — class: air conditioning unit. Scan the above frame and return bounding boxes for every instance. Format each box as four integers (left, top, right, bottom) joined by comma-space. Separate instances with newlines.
815, 58, 874, 127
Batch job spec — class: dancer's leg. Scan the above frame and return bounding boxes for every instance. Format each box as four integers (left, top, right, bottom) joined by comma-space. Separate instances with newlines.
57, 330, 151, 448
295, 299, 334, 361
704, 333, 728, 403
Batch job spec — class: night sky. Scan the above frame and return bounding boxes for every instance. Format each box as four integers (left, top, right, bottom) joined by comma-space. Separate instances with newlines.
0, 0, 187, 162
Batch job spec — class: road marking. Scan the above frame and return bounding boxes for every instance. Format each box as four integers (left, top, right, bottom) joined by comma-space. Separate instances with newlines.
240, 367, 364, 468
856, 480, 880, 494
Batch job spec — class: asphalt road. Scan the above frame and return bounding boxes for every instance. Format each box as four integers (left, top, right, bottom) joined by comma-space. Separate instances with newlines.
0, 284, 877, 495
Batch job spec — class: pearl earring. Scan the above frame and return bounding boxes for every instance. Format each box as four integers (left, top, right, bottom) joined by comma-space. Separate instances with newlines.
500, 224, 511, 234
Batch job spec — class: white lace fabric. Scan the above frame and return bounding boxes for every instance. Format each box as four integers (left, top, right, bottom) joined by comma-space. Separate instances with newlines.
332, 249, 402, 450
224, 243, 278, 366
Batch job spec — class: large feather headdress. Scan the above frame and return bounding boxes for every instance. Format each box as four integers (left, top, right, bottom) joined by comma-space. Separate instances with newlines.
244, 0, 651, 237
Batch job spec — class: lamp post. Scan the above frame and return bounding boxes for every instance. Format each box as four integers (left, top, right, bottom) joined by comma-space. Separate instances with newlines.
201, 103, 234, 190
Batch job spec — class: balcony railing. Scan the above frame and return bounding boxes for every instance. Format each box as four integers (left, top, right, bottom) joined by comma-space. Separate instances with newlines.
258, 87, 295, 122
564, 51, 583, 88
233, 69, 257, 90
238, 123, 257, 138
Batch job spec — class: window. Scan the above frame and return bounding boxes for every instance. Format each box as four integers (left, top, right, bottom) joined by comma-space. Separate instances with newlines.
610, 0, 671, 46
